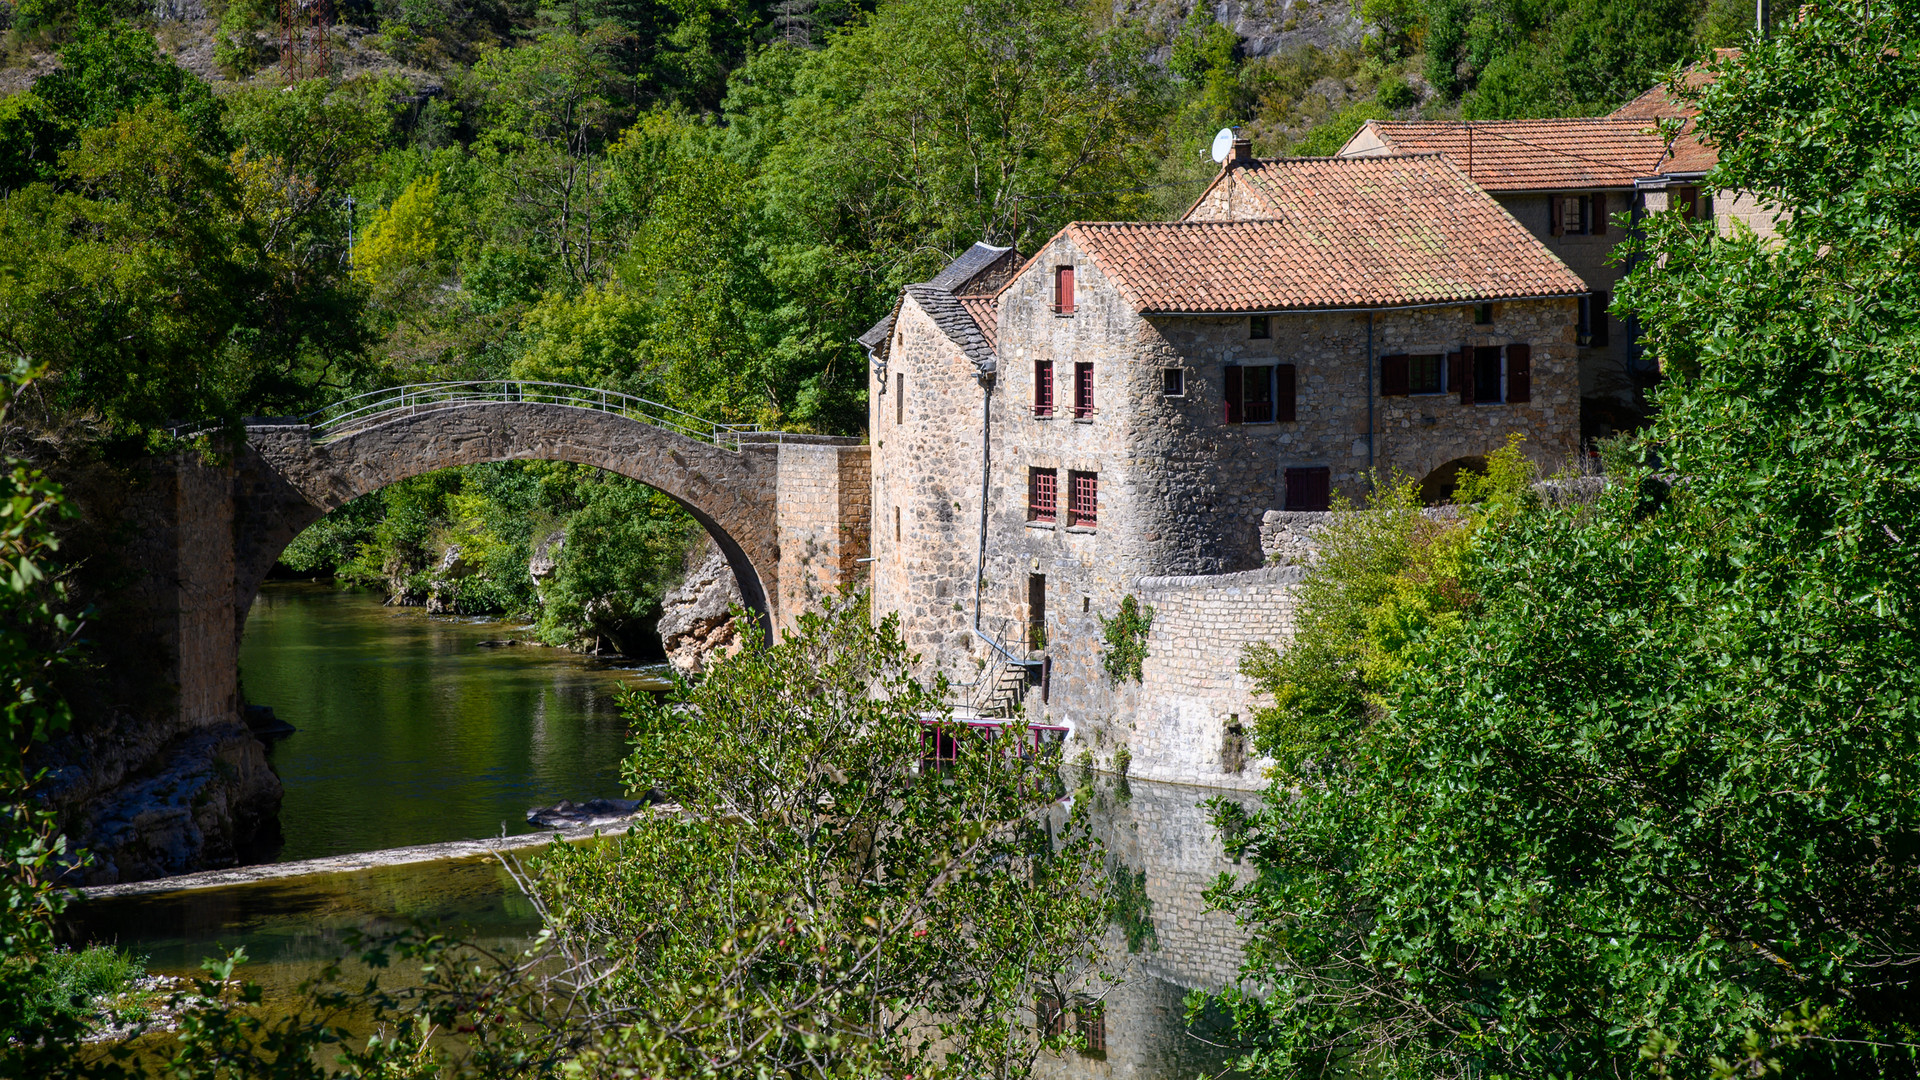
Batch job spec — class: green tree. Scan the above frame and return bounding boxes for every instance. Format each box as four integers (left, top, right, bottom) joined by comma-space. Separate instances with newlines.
509, 596, 1113, 1077
1211, 15, 1920, 1075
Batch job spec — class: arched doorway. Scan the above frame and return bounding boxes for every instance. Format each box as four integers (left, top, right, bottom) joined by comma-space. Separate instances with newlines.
1418, 456, 1488, 506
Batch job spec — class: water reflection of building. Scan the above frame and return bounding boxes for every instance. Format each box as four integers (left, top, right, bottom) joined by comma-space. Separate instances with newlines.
1036, 778, 1262, 1079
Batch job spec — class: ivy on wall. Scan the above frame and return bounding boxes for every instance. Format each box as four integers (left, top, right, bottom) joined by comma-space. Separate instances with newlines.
1098, 595, 1153, 683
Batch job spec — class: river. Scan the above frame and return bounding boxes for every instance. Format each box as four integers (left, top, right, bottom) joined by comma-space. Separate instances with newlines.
60, 582, 1256, 1077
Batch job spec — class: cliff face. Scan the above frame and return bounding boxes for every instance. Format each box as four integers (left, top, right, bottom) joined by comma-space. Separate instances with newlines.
656, 537, 744, 676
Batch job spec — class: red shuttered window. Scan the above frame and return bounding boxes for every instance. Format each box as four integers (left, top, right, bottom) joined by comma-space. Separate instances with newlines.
1034, 360, 1054, 417
1073, 362, 1094, 418
1053, 266, 1075, 314
1028, 468, 1057, 523
1505, 343, 1532, 403
1067, 471, 1097, 528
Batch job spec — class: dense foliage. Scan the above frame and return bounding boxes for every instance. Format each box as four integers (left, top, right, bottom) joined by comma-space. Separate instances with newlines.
1211, 10, 1920, 1076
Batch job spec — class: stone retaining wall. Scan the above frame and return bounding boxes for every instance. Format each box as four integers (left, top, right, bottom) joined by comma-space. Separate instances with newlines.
1124, 566, 1302, 789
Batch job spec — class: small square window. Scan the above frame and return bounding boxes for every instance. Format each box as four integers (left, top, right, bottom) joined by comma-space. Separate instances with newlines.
1249, 314, 1270, 339
1162, 368, 1185, 396
1067, 472, 1097, 528
1474, 303, 1494, 325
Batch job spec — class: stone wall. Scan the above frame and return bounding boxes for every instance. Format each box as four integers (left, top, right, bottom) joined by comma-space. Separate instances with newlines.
868, 295, 997, 688
774, 440, 871, 637
35, 455, 283, 885
1123, 567, 1300, 789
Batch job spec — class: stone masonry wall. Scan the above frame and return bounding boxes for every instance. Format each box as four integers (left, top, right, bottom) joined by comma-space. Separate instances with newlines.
774, 441, 871, 636
1493, 191, 1634, 403
868, 296, 995, 689
1123, 567, 1299, 789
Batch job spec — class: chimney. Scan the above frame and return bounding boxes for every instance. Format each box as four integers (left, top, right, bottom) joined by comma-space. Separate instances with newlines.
1228, 137, 1253, 167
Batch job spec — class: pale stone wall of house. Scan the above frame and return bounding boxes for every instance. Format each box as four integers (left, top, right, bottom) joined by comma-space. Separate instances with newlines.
867, 296, 994, 689
774, 442, 870, 636
1122, 567, 1300, 789
1642, 186, 1784, 242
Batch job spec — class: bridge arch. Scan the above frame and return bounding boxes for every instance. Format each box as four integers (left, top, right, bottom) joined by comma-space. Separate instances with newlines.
237, 391, 780, 644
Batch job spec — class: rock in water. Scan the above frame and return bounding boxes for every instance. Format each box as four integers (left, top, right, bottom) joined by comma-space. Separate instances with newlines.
656, 537, 744, 677
527, 792, 668, 829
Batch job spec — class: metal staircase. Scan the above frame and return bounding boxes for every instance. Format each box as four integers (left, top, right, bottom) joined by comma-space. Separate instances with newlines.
961, 619, 1044, 719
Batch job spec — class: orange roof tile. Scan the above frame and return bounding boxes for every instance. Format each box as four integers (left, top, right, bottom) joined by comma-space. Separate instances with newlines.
1070, 155, 1585, 313
958, 294, 999, 354
1349, 118, 1672, 191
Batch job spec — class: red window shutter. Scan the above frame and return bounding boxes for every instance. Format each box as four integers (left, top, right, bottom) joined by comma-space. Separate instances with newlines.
1549, 195, 1564, 237
1054, 266, 1075, 314
1381, 354, 1409, 397
1029, 468, 1056, 522
1593, 192, 1608, 235
1223, 364, 1243, 424
1276, 363, 1297, 421
1074, 362, 1094, 418
1505, 343, 1532, 403
1034, 360, 1053, 416
1452, 350, 1473, 405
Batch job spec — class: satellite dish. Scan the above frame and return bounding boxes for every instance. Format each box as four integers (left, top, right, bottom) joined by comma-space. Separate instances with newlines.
1209, 127, 1237, 163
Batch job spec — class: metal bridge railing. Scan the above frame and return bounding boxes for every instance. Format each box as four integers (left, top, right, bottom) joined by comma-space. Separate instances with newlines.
302, 381, 762, 449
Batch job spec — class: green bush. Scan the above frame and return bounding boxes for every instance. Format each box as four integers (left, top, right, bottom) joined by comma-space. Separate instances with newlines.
1097, 594, 1153, 683
6, 946, 148, 1030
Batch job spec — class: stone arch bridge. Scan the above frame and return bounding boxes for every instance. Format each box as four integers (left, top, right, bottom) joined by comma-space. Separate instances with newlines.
53, 383, 869, 883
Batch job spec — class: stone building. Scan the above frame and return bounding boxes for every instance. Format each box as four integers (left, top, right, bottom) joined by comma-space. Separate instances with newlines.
864, 146, 1585, 776
1336, 52, 1783, 433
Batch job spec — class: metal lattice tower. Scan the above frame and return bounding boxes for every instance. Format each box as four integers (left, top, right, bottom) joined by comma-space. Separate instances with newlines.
280, 0, 331, 83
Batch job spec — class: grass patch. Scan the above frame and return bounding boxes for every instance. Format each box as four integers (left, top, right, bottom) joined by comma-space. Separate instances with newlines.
7, 945, 153, 1031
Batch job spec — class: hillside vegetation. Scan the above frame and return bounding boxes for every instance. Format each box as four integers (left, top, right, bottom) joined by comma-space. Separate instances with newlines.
0, 0, 1739, 646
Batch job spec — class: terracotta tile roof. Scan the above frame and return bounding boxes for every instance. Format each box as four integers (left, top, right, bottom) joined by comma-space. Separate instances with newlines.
957, 294, 999, 354
1070, 155, 1584, 313
1347, 118, 1671, 190
1608, 56, 1725, 120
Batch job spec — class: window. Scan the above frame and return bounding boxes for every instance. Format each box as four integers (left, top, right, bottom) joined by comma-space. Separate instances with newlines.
1162, 368, 1185, 396
1034, 360, 1054, 417
1283, 467, 1331, 512
1223, 364, 1296, 423
895, 373, 904, 424
1670, 185, 1712, 221
1028, 468, 1057, 523
1409, 353, 1444, 394
1076, 1000, 1107, 1057
1027, 574, 1046, 648
1578, 292, 1611, 347
1380, 354, 1446, 396
1067, 472, 1097, 528
921, 725, 959, 773
1052, 266, 1075, 315
1073, 362, 1094, 419
1473, 345, 1504, 404
1474, 302, 1494, 325
1550, 193, 1608, 236
1036, 994, 1065, 1038
1249, 314, 1270, 339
